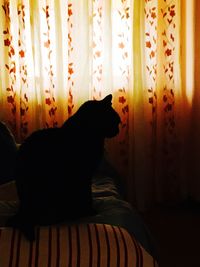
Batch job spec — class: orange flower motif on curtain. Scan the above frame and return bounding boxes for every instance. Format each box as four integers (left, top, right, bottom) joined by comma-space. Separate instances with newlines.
2, 2, 17, 131
111, 0, 131, 172
160, 1, 180, 199
17, 3, 29, 138
67, 2, 74, 116
144, 0, 180, 201
91, 0, 104, 100
41, 3, 58, 128
144, 1, 178, 117
161, 2, 176, 131
2, 1, 32, 141
144, 1, 158, 124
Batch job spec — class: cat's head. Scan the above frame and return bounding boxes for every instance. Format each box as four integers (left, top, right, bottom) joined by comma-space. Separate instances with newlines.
76, 94, 121, 138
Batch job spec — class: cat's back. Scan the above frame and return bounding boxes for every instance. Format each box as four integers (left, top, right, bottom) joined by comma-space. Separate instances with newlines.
19, 127, 63, 157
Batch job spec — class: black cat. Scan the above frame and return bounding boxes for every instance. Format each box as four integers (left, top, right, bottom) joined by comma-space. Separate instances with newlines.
0, 121, 18, 184
7, 94, 121, 241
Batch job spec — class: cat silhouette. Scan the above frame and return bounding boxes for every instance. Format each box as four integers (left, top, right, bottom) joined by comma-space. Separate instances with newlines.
0, 121, 17, 184
7, 94, 121, 241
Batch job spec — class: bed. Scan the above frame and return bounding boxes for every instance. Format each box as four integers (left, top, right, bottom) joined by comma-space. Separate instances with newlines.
0, 156, 159, 267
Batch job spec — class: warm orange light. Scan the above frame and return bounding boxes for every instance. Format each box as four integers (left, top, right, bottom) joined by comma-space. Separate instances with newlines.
185, 0, 194, 104
111, 0, 132, 92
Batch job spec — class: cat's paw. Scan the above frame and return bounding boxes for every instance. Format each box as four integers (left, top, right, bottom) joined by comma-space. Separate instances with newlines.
21, 225, 35, 242
6, 214, 35, 242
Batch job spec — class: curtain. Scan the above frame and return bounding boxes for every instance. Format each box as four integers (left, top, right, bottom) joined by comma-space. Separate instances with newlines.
0, 0, 198, 211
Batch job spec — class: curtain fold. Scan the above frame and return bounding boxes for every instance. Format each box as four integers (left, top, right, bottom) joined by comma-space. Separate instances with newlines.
191, 0, 200, 202
0, 0, 199, 210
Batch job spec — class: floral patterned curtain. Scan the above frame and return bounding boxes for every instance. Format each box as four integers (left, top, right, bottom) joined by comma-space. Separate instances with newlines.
0, 0, 198, 210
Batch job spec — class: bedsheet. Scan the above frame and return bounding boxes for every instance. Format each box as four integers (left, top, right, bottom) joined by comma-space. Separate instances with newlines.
81, 174, 157, 260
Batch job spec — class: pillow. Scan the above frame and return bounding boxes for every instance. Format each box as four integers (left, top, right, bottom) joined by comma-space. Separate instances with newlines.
0, 121, 17, 185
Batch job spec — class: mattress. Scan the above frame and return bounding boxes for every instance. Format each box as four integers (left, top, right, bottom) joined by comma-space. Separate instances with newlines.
0, 223, 158, 267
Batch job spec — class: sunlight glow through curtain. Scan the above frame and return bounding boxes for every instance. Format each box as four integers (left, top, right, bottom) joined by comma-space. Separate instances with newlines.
0, 0, 198, 210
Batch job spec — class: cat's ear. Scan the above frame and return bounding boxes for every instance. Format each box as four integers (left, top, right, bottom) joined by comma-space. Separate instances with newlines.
102, 94, 112, 105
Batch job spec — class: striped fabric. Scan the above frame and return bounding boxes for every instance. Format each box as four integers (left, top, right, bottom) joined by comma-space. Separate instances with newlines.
0, 223, 158, 267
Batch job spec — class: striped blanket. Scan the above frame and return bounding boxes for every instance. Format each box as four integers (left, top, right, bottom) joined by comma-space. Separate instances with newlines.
0, 223, 158, 267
